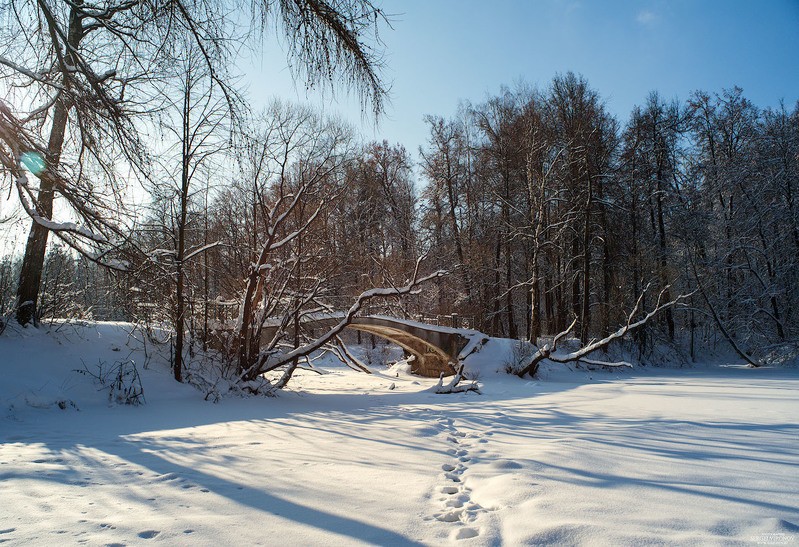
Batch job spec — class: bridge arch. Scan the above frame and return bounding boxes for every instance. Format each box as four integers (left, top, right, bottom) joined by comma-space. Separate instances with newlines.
346, 318, 461, 377
261, 315, 478, 377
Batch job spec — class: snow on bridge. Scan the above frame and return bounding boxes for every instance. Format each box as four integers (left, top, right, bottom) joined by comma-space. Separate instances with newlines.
261, 314, 489, 377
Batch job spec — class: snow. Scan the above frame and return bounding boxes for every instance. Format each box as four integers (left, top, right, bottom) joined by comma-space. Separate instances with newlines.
1, 322, 798, 545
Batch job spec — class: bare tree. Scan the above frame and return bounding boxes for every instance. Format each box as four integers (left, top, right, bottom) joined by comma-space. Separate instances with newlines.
621, 94, 685, 342
210, 103, 445, 390
0, 0, 387, 326
158, 38, 232, 382
421, 115, 474, 308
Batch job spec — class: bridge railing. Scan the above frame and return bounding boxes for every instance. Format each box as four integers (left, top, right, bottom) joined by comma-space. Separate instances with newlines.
413, 314, 475, 330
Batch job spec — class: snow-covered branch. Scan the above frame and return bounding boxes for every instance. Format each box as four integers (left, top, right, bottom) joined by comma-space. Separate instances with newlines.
182, 241, 222, 262
515, 287, 693, 377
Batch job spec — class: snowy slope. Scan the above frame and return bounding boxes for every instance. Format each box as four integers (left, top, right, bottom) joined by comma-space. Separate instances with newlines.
1, 322, 798, 545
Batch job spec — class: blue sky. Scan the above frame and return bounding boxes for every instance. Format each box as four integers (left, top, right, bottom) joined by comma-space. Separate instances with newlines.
249, 0, 799, 155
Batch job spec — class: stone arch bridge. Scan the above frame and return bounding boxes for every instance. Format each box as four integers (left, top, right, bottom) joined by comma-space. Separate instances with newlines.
261, 315, 487, 377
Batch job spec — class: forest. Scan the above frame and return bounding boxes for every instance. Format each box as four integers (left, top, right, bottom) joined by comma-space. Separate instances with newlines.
1, 0, 797, 387
3, 2, 798, 544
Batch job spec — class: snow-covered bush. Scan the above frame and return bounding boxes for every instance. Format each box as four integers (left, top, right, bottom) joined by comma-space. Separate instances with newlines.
76, 359, 145, 406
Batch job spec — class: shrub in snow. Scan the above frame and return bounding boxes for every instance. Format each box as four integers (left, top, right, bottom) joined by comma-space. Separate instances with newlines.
76, 359, 145, 406
182, 355, 276, 402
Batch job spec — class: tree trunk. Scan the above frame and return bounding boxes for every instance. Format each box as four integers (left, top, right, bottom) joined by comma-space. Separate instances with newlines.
571, 233, 580, 328
492, 232, 502, 335
16, 105, 68, 325
505, 239, 516, 339
174, 264, 185, 382
16, 202, 54, 325
15, 4, 83, 325
556, 251, 565, 333
656, 162, 675, 340
172, 70, 194, 383
529, 261, 540, 342
580, 183, 592, 345
444, 164, 472, 303
202, 201, 210, 352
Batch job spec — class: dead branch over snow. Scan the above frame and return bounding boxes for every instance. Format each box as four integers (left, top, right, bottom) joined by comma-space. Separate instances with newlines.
515, 286, 694, 378
434, 363, 480, 394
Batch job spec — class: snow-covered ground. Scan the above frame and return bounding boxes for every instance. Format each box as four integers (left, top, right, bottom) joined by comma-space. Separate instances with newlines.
1, 323, 797, 545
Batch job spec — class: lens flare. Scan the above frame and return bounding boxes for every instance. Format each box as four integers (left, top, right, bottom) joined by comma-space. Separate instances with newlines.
20, 151, 46, 175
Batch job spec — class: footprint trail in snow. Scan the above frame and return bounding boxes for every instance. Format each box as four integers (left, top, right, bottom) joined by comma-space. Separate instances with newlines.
427, 413, 486, 541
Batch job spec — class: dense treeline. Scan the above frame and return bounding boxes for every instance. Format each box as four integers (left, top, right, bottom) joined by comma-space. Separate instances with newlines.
2, 0, 795, 386
2, 75, 797, 368
419, 77, 799, 360
418, 76, 798, 362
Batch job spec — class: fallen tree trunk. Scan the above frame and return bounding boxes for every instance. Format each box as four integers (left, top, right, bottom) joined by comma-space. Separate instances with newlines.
515, 286, 692, 378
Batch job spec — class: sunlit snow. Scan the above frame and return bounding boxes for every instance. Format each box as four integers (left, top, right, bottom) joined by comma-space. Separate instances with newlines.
1, 323, 797, 545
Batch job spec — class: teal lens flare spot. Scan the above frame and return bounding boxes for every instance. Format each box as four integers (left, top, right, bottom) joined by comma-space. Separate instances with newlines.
20, 151, 46, 175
